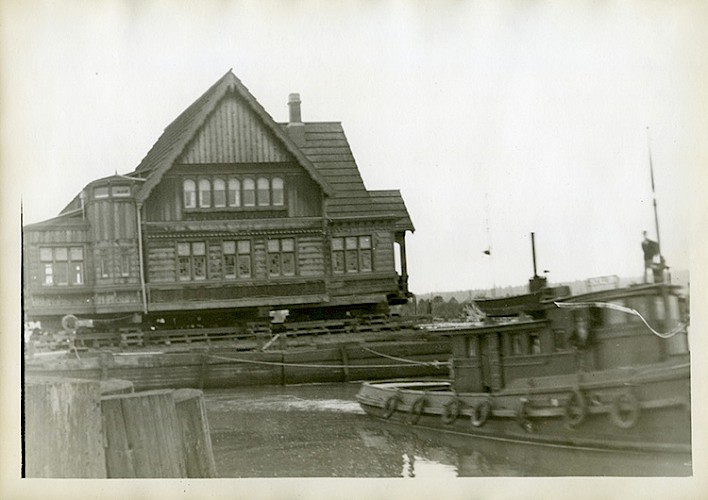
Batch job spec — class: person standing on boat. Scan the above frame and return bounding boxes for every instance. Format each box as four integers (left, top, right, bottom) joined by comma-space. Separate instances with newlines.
642, 231, 660, 283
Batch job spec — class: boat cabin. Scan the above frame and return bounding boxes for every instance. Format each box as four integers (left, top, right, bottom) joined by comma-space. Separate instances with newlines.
447, 284, 689, 393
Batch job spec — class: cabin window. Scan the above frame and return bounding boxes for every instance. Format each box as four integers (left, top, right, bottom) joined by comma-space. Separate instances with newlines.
222, 240, 251, 279
198, 179, 211, 208
39, 247, 83, 286
553, 329, 568, 351
177, 242, 207, 281
243, 178, 256, 207
94, 187, 109, 199
267, 238, 296, 277
112, 186, 131, 197
213, 178, 226, 208
272, 177, 284, 206
257, 177, 270, 206
183, 180, 196, 208
530, 333, 541, 354
228, 178, 241, 207
511, 334, 524, 356
467, 337, 477, 357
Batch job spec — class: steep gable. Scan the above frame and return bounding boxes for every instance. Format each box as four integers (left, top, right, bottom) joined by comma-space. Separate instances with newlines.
132, 70, 332, 203
180, 93, 291, 164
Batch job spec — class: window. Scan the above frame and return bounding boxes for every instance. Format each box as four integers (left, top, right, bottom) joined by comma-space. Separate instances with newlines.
228, 178, 240, 207
272, 177, 284, 206
100, 250, 111, 278
177, 242, 206, 281
183, 180, 196, 208
198, 179, 211, 208
119, 250, 130, 277
223, 241, 236, 279
257, 177, 270, 206
112, 186, 131, 197
238, 240, 252, 278
268, 238, 295, 277
94, 187, 109, 199
40, 247, 84, 286
530, 333, 541, 354
511, 334, 524, 355
243, 178, 255, 207
184, 175, 285, 210
332, 236, 373, 274
213, 178, 226, 208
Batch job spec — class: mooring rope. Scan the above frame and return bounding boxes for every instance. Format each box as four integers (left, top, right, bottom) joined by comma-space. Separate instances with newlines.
207, 347, 449, 370
358, 345, 449, 368
553, 301, 688, 339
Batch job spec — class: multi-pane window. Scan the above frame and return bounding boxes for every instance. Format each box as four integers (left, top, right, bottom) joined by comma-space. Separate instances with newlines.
100, 249, 111, 278
332, 236, 372, 274
183, 180, 196, 208
272, 177, 284, 206
177, 242, 207, 281
267, 238, 295, 277
228, 178, 241, 207
198, 179, 211, 208
40, 247, 84, 286
112, 186, 131, 197
257, 177, 270, 206
222, 240, 252, 279
183, 176, 285, 210
119, 250, 130, 277
243, 178, 256, 207
213, 178, 226, 208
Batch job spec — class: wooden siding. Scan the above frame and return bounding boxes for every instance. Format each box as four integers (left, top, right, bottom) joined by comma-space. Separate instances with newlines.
297, 235, 324, 276
89, 201, 137, 241
181, 95, 290, 164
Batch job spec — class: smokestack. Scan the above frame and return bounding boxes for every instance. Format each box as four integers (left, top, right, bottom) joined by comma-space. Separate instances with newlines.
286, 93, 305, 146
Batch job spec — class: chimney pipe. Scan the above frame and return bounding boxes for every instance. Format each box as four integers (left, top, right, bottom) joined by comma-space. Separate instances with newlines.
288, 93, 302, 124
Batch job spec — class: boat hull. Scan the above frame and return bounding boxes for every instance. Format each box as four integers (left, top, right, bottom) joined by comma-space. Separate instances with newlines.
356, 360, 691, 455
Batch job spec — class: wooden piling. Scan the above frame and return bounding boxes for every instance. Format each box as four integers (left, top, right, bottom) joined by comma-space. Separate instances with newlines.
173, 388, 218, 477
24, 377, 106, 478
101, 389, 186, 477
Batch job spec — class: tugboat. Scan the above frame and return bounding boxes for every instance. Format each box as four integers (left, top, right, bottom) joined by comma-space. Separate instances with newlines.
356, 234, 690, 455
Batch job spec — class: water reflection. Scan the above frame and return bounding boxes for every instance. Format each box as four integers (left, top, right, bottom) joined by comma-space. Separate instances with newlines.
204, 383, 690, 478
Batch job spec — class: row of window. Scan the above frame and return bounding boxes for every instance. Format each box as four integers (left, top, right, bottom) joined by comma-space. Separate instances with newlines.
94, 185, 131, 199
38, 235, 374, 285
183, 176, 285, 210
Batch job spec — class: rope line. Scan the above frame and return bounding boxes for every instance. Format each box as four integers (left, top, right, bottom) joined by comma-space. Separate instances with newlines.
358, 345, 448, 368
207, 353, 446, 369
554, 301, 688, 339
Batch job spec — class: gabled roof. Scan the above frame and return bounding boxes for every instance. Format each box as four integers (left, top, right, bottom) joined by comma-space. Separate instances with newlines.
296, 122, 414, 232
132, 70, 333, 203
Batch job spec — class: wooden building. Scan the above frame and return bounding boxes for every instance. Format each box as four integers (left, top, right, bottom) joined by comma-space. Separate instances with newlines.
23, 70, 414, 330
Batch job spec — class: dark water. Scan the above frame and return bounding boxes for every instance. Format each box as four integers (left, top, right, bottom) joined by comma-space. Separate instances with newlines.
204, 383, 691, 478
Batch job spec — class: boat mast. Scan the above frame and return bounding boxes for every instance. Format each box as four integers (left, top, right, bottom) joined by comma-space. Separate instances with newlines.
647, 127, 662, 256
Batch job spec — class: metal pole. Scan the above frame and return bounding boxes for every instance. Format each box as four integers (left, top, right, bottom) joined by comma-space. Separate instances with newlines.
531, 232, 538, 277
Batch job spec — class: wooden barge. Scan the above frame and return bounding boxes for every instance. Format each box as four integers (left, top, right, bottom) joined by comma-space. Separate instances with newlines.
25, 317, 450, 390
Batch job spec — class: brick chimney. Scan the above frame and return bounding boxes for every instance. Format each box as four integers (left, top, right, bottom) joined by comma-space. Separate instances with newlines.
286, 93, 305, 147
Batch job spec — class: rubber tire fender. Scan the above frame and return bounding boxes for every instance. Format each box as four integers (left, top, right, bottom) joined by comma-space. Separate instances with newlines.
408, 397, 427, 425
471, 399, 492, 428
382, 395, 401, 419
609, 392, 640, 429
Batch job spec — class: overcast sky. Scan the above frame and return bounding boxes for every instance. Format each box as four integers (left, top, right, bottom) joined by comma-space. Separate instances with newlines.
3, 1, 707, 295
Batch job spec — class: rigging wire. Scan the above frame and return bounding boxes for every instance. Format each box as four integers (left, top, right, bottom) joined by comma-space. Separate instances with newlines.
553, 301, 687, 339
